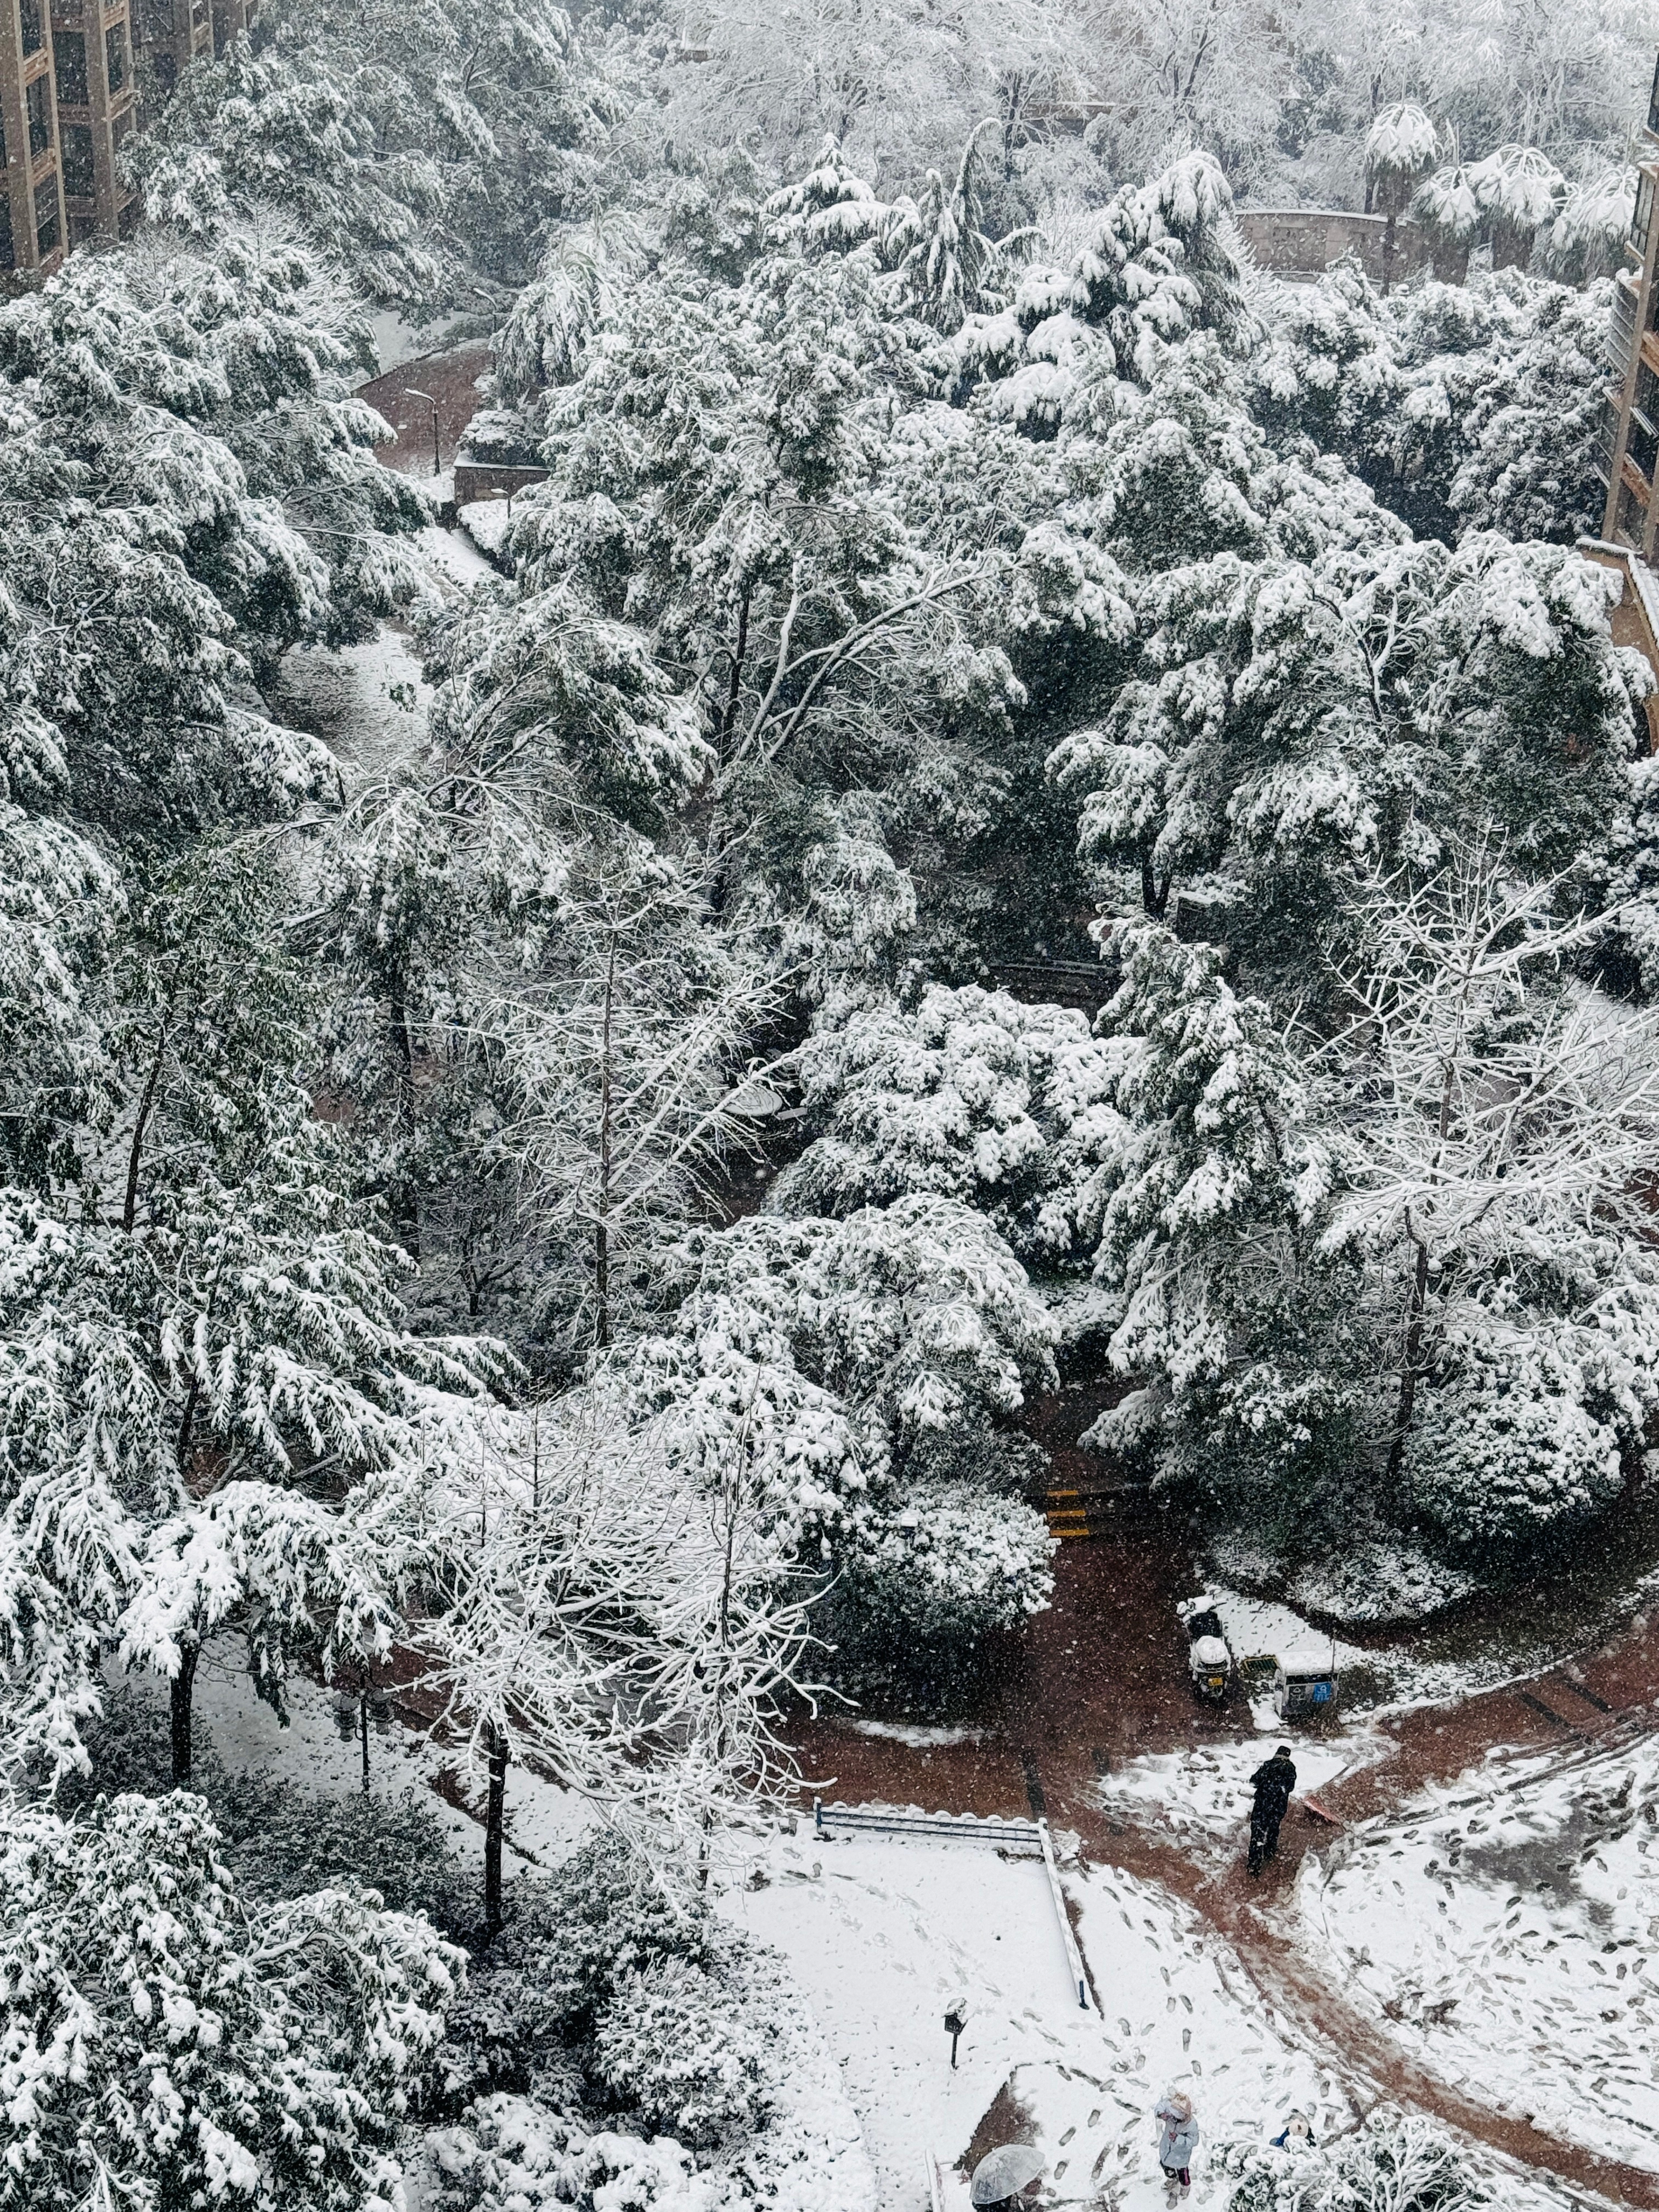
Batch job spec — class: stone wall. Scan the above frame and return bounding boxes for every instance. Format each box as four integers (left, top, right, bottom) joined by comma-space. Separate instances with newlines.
1235, 208, 1445, 285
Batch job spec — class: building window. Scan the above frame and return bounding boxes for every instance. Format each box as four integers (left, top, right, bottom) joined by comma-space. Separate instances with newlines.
1630, 409, 1659, 486
33, 176, 58, 256
1650, 50, 1659, 138
19, 0, 43, 56
138, 0, 176, 35
61, 123, 93, 199
105, 21, 128, 90
1635, 171, 1657, 258
26, 74, 52, 156
54, 29, 88, 106
0, 195, 13, 272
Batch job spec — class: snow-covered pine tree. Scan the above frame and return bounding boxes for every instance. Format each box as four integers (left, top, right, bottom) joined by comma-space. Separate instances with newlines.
0, 846, 501, 1784
0, 1790, 460, 2212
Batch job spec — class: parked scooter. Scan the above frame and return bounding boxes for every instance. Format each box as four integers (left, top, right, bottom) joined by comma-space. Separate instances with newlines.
1177, 1593, 1233, 1703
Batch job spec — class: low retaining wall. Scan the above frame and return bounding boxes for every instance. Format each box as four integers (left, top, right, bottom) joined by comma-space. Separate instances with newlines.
452, 458, 549, 507
1237, 207, 1444, 285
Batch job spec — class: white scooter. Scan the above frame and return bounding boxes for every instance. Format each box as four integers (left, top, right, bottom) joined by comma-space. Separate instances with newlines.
1176, 1593, 1233, 1704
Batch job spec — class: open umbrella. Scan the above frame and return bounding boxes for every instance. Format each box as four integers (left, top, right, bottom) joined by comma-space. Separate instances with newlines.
970, 2144, 1044, 2205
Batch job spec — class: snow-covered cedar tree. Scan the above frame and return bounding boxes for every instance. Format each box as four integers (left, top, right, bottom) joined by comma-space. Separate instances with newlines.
313, 644, 715, 1327
1078, 921, 1361, 1519
1049, 529, 1644, 991
886, 121, 1005, 335
628, 1199, 1057, 1661
944, 151, 1256, 430
772, 984, 1131, 1267
0, 1790, 460, 2212
134, 0, 611, 316
1320, 841, 1659, 1549
0, 845, 503, 1785
1247, 263, 1611, 546
476, 162, 1019, 959
489, 872, 781, 1359
0, 222, 428, 727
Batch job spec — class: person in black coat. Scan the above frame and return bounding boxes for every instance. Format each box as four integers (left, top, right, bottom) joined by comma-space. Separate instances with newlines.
1247, 1745, 1297, 1875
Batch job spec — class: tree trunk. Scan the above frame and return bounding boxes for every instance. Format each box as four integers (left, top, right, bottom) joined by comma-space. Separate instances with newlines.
122, 1023, 170, 1233
1140, 849, 1172, 919
1387, 1224, 1431, 1485
484, 1726, 507, 1936
388, 970, 421, 1260
359, 1669, 371, 1795
171, 1641, 200, 1785
594, 932, 616, 1350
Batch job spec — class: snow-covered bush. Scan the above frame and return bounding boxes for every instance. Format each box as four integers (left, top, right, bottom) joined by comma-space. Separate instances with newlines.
595, 1956, 774, 2146
0, 1791, 460, 2212
439, 1833, 719, 2101
1220, 2108, 1482, 2211
1402, 1330, 1625, 1547
430, 2095, 720, 2212
428, 1838, 877, 2209
842, 1467, 1057, 1626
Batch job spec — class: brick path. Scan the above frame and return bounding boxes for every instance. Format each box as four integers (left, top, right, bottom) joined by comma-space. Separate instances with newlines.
357, 342, 493, 479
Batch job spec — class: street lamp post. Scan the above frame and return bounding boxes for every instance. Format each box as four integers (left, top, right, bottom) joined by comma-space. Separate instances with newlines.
403, 386, 441, 478
943, 2003, 967, 2069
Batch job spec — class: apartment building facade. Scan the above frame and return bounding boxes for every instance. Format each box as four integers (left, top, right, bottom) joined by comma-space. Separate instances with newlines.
1601, 59, 1659, 552
0, 0, 259, 281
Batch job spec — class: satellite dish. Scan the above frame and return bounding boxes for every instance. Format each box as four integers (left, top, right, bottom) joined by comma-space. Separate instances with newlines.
970, 2144, 1044, 2205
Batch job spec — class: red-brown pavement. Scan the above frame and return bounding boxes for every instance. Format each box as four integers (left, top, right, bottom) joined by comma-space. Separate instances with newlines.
790, 1524, 1659, 2206
358, 342, 493, 479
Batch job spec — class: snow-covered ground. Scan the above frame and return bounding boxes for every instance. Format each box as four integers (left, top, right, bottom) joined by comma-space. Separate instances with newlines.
1092, 1737, 1380, 1861
458, 499, 515, 564
1298, 1733, 1659, 2174
266, 528, 493, 795
273, 628, 432, 792
120, 1640, 596, 1878
723, 1824, 1353, 2209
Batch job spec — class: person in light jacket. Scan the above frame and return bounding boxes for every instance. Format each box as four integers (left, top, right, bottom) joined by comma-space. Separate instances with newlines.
1155, 2089, 1198, 2194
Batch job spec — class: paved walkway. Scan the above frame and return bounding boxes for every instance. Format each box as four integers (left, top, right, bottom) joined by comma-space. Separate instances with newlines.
792, 1535, 1659, 2205
358, 342, 493, 479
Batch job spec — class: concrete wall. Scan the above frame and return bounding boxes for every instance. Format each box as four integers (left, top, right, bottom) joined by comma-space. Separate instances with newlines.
453, 458, 549, 507
1236, 208, 1444, 286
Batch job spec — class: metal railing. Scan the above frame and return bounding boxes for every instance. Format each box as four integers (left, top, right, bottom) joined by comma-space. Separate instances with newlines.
812, 1799, 1095, 2013
813, 1798, 1041, 1848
